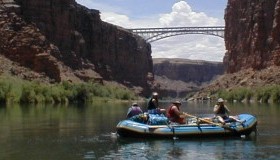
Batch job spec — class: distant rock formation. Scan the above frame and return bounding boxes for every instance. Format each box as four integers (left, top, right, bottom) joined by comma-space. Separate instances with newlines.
0, 0, 153, 95
154, 58, 224, 83
224, 0, 280, 73
153, 58, 224, 98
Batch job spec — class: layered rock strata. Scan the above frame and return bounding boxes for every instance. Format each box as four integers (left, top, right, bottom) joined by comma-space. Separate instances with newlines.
153, 58, 224, 98
224, 0, 280, 73
0, 0, 153, 94
153, 58, 224, 84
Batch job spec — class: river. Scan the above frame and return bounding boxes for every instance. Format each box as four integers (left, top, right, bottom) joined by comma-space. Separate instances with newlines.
0, 101, 279, 160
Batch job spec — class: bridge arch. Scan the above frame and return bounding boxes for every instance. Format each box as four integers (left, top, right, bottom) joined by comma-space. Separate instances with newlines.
129, 26, 224, 43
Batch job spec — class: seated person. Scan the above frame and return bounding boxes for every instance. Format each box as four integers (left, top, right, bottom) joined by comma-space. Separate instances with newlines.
166, 101, 188, 124
126, 102, 143, 119
214, 98, 244, 124
147, 92, 165, 114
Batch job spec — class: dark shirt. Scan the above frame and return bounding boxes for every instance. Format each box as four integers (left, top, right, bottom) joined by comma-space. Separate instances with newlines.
214, 104, 230, 119
148, 98, 158, 110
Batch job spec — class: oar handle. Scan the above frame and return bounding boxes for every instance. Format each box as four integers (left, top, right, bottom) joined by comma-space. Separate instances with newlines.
184, 113, 236, 131
184, 113, 221, 126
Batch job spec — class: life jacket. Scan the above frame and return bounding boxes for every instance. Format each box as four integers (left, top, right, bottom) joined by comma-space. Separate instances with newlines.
166, 105, 185, 124
147, 98, 158, 110
216, 104, 229, 119
216, 105, 226, 114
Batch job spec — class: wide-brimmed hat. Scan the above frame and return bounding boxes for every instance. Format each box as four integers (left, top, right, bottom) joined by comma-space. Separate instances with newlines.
172, 100, 181, 105
132, 102, 138, 106
217, 98, 224, 103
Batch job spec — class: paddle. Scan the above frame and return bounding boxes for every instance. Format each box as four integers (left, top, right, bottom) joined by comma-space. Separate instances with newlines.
183, 113, 235, 131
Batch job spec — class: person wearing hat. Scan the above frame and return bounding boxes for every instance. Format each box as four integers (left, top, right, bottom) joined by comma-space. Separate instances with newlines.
147, 92, 159, 110
166, 101, 188, 124
214, 98, 243, 124
213, 98, 230, 124
126, 102, 143, 119
147, 92, 165, 114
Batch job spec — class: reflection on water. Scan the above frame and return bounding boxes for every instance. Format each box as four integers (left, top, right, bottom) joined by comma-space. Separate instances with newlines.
0, 101, 279, 160
109, 138, 258, 160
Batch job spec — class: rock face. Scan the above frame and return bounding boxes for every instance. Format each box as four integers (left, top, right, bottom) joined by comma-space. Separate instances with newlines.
153, 58, 224, 98
224, 0, 280, 73
192, 0, 280, 100
0, 2, 63, 81
154, 58, 224, 83
0, 0, 153, 94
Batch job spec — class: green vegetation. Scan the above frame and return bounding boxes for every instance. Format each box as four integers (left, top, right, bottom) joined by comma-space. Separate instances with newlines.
215, 85, 280, 103
0, 76, 137, 104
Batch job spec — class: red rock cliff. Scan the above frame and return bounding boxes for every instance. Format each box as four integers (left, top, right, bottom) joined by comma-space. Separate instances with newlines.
153, 58, 224, 83
224, 0, 280, 73
0, 0, 153, 94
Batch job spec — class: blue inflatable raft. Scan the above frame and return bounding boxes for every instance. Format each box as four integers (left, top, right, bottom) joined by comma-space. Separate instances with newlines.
116, 114, 257, 138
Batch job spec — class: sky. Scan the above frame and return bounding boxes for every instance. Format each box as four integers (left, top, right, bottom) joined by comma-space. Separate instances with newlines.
76, 0, 228, 62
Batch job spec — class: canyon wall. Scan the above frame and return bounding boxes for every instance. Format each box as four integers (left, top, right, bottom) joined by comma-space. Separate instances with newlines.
0, 0, 153, 94
224, 0, 280, 73
154, 58, 224, 84
153, 58, 224, 98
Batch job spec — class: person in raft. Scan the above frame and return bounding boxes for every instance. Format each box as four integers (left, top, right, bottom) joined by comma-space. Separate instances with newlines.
166, 101, 188, 124
213, 98, 244, 124
147, 92, 165, 114
126, 102, 143, 119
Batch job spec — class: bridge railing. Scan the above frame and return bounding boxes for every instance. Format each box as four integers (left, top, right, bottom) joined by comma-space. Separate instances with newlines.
128, 26, 225, 42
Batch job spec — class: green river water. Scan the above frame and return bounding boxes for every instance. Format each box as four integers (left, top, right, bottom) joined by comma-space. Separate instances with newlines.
0, 101, 279, 159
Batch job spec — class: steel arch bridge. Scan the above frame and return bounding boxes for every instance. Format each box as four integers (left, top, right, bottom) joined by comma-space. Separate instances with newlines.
128, 26, 225, 43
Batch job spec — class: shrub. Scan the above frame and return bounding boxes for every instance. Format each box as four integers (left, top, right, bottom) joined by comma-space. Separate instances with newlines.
0, 76, 138, 104
5, 84, 22, 103
215, 86, 278, 103
271, 85, 280, 103
232, 87, 251, 102
21, 84, 37, 103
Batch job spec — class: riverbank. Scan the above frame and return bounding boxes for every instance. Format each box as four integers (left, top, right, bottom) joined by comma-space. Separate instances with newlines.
0, 75, 137, 105
191, 67, 280, 103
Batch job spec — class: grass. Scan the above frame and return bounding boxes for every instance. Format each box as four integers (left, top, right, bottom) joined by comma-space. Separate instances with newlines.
0, 75, 137, 104
215, 85, 280, 103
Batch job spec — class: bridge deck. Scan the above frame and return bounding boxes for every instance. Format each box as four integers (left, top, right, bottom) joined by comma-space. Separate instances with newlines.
128, 26, 225, 42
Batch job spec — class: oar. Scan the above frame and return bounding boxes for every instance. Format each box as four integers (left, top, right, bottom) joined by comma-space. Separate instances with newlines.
184, 113, 218, 125
184, 113, 235, 131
